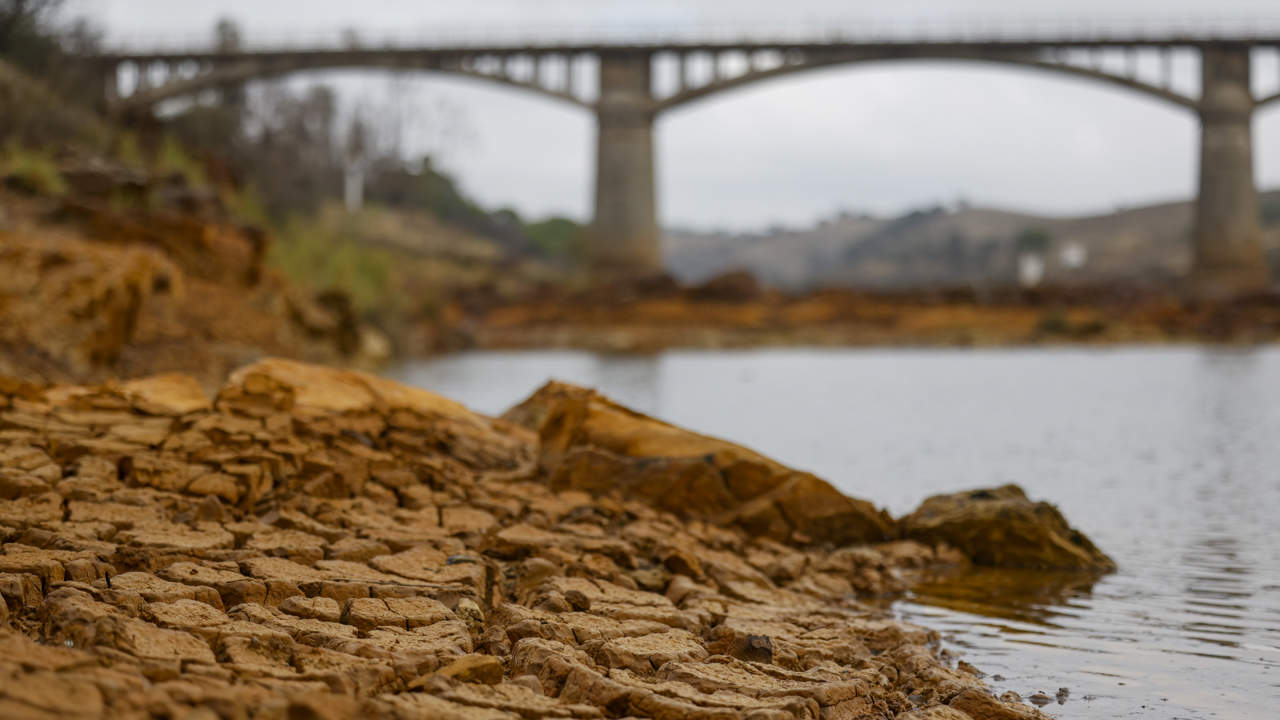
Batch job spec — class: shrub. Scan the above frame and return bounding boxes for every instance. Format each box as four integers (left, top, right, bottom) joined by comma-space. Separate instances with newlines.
0, 142, 66, 195
524, 216, 584, 260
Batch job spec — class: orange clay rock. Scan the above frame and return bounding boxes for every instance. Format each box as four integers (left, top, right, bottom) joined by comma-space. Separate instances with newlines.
900, 485, 1116, 571
503, 381, 896, 546
0, 359, 1052, 719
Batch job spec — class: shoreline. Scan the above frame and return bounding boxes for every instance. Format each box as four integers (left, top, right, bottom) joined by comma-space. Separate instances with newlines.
0, 358, 1110, 719
404, 281, 1280, 358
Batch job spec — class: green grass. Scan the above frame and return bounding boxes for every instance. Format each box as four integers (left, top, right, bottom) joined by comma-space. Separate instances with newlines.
524, 216, 584, 260
155, 135, 209, 188
267, 210, 398, 316
0, 142, 66, 195
224, 184, 270, 227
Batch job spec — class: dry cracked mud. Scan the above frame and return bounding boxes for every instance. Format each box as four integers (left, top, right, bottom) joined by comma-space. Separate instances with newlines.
0, 358, 1095, 719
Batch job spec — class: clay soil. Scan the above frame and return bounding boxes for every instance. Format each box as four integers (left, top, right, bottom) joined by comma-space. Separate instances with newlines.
0, 357, 1118, 719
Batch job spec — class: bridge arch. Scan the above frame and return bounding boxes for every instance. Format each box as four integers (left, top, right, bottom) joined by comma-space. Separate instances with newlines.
109, 55, 592, 115
652, 59, 1203, 232
653, 50, 1200, 114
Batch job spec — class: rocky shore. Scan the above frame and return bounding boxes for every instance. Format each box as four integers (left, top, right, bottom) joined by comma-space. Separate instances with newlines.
419, 274, 1280, 354
0, 358, 1112, 719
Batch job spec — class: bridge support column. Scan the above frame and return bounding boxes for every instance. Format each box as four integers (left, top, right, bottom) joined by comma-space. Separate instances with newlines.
1191, 45, 1270, 296
589, 52, 661, 276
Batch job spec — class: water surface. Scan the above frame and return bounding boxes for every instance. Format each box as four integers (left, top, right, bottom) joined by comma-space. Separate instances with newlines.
392, 347, 1280, 718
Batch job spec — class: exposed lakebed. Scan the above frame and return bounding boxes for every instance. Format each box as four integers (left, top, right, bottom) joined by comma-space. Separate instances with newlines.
393, 346, 1280, 718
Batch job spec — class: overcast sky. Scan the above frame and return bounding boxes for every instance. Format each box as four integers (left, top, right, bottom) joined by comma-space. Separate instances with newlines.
78, 0, 1280, 230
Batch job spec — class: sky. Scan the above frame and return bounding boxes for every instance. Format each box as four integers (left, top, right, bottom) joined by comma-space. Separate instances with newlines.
77, 0, 1280, 230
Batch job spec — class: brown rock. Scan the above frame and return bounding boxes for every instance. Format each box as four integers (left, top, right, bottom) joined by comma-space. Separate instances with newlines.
326, 538, 391, 562
900, 485, 1115, 570
245, 529, 327, 564
143, 599, 230, 631
504, 381, 894, 546
0, 668, 106, 717
430, 654, 504, 685
384, 596, 454, 629
99, 572, 224, 609
341, 597, 404, 632
109, 617, 217, 664
900, 707, 975, 720
563, 589, 591, 612
594, 629, 708, 674
280, 596, 343, 623
950, 688, 1049, 720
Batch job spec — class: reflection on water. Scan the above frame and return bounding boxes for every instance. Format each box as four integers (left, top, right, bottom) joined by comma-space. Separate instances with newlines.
898, 567, 1108, 628
391, 346, 1280, 718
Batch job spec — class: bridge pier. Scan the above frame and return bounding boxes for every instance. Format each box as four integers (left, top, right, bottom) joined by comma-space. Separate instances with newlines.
1191, 45, 1270, 296
589, 52, 661, 275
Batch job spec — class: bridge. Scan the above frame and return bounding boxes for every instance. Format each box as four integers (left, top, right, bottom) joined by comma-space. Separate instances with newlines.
83, 29, 1280, 294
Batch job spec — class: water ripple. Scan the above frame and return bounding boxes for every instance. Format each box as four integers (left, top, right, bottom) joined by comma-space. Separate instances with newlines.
394, 346, 1280, 718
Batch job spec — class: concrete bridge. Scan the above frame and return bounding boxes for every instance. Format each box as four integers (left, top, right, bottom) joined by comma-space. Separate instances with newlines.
85, 31, 1280, 293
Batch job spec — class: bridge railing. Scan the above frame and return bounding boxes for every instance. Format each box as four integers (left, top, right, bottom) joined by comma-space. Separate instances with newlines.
96, 18, 1280, 56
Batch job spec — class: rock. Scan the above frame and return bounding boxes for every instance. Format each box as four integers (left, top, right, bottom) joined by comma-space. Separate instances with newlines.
739, 633, 774, 664
950, 689, 1049, 720
430, 654, 504, 685
594, 629, 708, 674
900, 485, 1116, 570
899, 708, 975, 720
563, 589, 591, 612
503, 381, 895, 546
509, 674, 544, 695
119, 374, 211, 415
1028, 692, 1054, 706
327, 538, 391, 562
280, 596, 343, 623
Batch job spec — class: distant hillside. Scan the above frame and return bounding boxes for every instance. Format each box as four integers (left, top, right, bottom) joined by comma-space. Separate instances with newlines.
665, 192, 1280, 290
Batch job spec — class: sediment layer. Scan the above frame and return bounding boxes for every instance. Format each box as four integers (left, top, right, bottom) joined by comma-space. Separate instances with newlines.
0, 358, 1090, 718
427, 278, 1280, 354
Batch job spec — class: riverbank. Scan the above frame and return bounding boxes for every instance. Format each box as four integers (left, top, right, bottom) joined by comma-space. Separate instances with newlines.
389, 345, 1280, 718
0, 171, 389, 393
6, 161, 1280, 396
0, 357, 1112, 718
414, 276, 1280, 355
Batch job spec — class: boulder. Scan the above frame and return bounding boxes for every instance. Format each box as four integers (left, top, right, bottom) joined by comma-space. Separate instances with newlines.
899, 485, 1115, 570
503, 381, 895, 546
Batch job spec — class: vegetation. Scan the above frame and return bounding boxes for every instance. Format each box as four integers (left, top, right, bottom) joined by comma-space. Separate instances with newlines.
269, 211, 397, 316
155, 135, 209, 188
524, 216, 584, 259
1262, 196, 1280, 227
1015, 227, 1052, 255
0, 0, 101, 99
1, 8, 581, 330
0, 141, 65, 194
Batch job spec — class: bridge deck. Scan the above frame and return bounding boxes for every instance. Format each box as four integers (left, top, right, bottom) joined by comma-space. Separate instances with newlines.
91, 35, 1280, 64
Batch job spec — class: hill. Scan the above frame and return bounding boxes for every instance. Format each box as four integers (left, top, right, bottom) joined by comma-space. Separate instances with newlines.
666, 192, 1280, 290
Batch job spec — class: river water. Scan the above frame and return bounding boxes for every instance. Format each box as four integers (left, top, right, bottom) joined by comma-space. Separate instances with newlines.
391, 347, 1280, 718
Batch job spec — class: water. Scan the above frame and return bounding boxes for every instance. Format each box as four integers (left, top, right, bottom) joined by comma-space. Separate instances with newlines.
391, 347, 1280, 718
